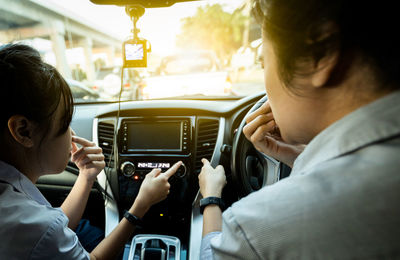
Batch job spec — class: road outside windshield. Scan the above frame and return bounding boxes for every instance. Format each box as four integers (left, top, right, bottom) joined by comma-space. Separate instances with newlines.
0, 0, 264, 102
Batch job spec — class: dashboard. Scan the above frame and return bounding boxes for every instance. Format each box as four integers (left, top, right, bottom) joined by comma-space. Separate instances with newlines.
70, 92, 265, 258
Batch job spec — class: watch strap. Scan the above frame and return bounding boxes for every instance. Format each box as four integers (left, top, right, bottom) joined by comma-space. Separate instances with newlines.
200, 196, 225, 214
123, 211, 143, 227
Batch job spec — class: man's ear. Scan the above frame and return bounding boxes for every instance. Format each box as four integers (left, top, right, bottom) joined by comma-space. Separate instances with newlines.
307, 22, 340, 88
311, 51, 339, 88
7, 115, 36, 148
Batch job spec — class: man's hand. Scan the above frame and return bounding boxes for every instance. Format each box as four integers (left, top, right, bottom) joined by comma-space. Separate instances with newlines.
243, 100, 305, 168
71, 135, 105, 182
198, 159, 226, 198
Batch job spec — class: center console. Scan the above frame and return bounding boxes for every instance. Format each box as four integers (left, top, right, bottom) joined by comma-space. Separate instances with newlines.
93, 100, 231, 259
116, 116, 197, 241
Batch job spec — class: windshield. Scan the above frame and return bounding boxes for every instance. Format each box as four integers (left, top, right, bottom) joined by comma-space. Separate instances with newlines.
0, 0, 264, 102
161, 53, 216, 75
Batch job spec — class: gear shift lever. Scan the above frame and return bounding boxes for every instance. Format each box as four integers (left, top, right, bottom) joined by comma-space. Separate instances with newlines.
141, 239, 167, 260
128, 234, 180, 260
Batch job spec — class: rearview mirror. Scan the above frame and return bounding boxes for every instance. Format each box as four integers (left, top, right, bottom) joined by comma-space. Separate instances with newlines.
90, 0, 199, 7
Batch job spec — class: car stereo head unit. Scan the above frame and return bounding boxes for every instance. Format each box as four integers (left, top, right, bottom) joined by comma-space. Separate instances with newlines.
120, 118, 190, 154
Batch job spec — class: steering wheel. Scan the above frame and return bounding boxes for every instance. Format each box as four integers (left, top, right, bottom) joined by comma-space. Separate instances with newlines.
231, 95, 282, 197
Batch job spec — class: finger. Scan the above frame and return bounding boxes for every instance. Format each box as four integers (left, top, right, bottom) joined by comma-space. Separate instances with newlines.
163, 161, 183, 179
148, 168, 162, 177
71, 147, 102, 162
71, 141, 79, 154
79, 154, 105, 165
216, 165, 224, 171
259, 135, 280, 154
201, 158, 215, 171
82, 161, 106, 169
154, 168, 163, 177
80, 147, 103, 154
71, 147, 103, 162
243, 114, 274, 139
71, 128, 77, 136
72, 136, 96, 147
71, 147, 84, 162
245, 101, 272, 124
250, 120, 277, 145
201, 158, 210, 166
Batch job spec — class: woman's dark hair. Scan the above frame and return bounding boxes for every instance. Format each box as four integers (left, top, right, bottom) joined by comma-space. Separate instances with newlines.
252, 0, 400, 90
0, 43, 74, 139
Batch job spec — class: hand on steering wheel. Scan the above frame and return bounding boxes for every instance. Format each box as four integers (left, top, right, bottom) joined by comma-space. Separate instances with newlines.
243, 100, 305, 168
231, 95, 304, 196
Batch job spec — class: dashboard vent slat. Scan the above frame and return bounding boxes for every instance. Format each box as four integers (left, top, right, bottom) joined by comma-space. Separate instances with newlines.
98, 122, 115, 168
195, 118, 219, 174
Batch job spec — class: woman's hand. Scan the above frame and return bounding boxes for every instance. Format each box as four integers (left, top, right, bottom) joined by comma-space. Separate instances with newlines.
243, 100, 305, 168
134, 161, 182, 213
71, 135, 105, 182
198, 159, 226, 198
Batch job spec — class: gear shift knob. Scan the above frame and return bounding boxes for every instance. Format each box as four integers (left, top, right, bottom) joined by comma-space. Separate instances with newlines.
141, 239, 167, 260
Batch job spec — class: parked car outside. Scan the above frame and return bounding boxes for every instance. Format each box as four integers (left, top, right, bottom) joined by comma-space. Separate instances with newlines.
138, 50, 234, 99
92, 66, 141, 100
66, 78, 100, 102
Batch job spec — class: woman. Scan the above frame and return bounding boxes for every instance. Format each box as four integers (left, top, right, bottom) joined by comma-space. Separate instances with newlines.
199, 0, 400, 258
0, 43, 181, 259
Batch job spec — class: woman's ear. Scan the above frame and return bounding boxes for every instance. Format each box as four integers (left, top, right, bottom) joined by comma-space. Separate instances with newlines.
7, 115, 36, 148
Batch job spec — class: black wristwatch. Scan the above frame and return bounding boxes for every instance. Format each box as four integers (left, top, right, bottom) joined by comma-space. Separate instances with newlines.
123, 211, 143, 227
200, 196, 225, 214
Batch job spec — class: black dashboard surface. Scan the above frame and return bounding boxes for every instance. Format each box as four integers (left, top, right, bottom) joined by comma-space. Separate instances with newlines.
66, 92, 265, 242
71, 92, 264, 140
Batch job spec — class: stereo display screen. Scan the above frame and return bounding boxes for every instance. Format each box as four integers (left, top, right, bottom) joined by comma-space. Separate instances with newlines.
127, 122, 182, 151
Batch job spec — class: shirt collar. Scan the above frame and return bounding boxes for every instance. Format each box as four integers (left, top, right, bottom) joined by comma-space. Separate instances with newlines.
0, 160, 51, 206
292, 90, 400, 175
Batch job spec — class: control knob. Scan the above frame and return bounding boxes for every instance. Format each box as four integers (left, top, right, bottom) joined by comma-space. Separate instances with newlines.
176, 163, 187, 178
120, 161, 136, 177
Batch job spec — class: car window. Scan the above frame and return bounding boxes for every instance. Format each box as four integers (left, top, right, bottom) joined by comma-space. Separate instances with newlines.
0, 0, 264, 102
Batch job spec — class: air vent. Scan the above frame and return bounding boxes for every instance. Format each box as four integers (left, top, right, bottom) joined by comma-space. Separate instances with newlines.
195, 118, 219, 173
98, 122, 115, 168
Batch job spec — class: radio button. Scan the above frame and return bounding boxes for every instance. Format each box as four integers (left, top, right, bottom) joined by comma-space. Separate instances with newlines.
120, 161, 136, 177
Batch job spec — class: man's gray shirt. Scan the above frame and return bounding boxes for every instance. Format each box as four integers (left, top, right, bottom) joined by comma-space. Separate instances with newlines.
202, 91, 400, 259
